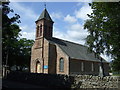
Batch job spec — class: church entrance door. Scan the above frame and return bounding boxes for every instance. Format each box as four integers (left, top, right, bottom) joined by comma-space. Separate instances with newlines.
36, 62, 41, 73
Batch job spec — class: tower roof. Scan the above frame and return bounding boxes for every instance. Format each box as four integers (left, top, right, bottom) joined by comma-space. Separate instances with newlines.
37, 8, 53, 22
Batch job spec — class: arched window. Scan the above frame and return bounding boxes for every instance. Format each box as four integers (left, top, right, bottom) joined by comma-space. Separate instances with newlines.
59, 58, 64, 72
36, 26, 39, 37
40, 25, 42, 36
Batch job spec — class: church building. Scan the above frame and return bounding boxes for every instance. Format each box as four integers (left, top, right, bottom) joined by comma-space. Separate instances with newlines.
30, 8, 109, 75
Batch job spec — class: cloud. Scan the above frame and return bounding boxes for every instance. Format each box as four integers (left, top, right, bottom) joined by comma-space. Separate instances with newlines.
69, 23, 82, 31
53, 23, 88, 45
66, 23, 88, 44
9, 2, 38, 40
20, 31, 35, 40
64, 15, 77, 23
75, 3, 92, 20
53, 26, 70, 42
53, 30, 64, 39
19, 25, 35, 40
52, 3, 91, 45
9, 2, 90, 45
54, 3, 92, 45
51, 12, 63, 21
10, 2, 38, 20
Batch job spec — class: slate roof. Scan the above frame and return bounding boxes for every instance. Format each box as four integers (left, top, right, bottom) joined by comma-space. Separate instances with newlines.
37, 8, 53, 22
48, 38, 108, 63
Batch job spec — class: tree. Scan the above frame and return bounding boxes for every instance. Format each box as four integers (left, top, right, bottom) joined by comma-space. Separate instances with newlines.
2, 2, 34, 72
2, 2, 21, 67
15, 38, 34, 70
84, 2, 120, 72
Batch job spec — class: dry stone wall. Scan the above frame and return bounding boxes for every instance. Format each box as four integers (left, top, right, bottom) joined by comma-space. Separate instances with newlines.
72, 75, 120, 89
3, 72, 120, 89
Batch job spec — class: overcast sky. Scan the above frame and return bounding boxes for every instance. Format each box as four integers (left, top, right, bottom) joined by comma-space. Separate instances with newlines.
9, 2, 111, 62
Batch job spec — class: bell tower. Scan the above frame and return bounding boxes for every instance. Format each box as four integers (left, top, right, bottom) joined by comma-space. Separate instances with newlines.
35, 8, 54, 40
31, 8, 54, 73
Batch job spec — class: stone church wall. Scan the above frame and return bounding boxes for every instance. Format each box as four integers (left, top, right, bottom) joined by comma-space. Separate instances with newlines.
69, 59, 82, 74
30, 38, 50, 73
56, 45, 69, 75
30, 42, 43, 73
69, 59, 109, 76
69, 59, 100, 75
48, 43, 57, 74
43, 38, 49, 73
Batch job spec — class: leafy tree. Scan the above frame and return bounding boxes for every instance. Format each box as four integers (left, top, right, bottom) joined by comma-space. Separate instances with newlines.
15, 38, 34, 70
2, 2, 34, 71
84, 2, 120, 72
2, 2, 21, 67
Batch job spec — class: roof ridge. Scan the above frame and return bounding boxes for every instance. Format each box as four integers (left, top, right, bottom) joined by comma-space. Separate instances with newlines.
52, 37, 87, 48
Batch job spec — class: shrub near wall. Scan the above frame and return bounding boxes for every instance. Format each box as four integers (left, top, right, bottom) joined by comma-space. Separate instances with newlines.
4, 72, 74, 88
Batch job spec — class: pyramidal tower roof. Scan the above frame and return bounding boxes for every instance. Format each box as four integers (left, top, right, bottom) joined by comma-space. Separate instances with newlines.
37, 8, 53, 22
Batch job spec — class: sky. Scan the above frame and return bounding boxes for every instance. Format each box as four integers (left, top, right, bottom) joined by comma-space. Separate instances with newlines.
9, 2, 91, 44
9, 2, 111, 61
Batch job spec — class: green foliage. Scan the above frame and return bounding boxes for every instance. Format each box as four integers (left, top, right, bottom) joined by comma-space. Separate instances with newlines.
15, 38, 34, 67
2, 2, 34, 71
2, 2, 21, 65
84, 2, 120, 72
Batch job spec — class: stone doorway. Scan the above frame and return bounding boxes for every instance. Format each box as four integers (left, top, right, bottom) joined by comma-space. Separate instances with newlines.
36, 61, 41, 73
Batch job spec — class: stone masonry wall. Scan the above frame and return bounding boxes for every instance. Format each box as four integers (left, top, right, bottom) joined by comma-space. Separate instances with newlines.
69, 59, 109, 76
3, 72, 120, 89
69, 59, 100, 75
56, 45, 69, 75
48, 43, 57, 74
72, 75, 120, 89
